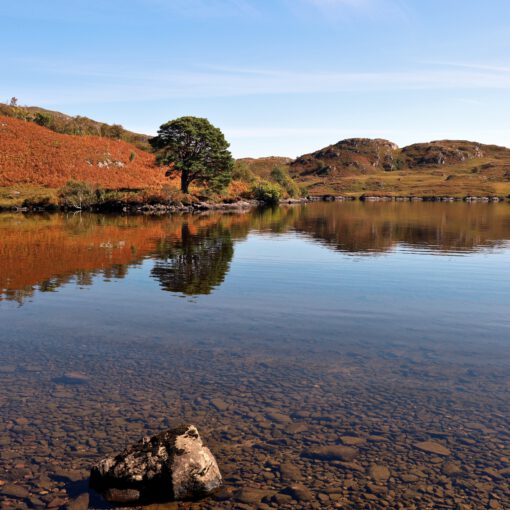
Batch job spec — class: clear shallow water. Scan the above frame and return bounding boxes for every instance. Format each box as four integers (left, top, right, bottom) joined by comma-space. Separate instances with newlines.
1, 202, 510, 509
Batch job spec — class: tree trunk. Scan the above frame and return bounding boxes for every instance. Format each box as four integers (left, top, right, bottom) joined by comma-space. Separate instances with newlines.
181, 172, 189, 194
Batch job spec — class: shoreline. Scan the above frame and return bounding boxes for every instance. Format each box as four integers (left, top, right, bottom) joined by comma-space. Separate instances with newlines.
0, 194, 508, 213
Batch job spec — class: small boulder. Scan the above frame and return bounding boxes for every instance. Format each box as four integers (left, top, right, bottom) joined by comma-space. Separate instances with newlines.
90, 425, 222, 504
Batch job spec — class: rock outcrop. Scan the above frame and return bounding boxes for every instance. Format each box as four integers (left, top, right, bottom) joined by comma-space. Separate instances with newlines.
287, 138, 510, 196
90, 425, 222, 504
291, 138, 400, 177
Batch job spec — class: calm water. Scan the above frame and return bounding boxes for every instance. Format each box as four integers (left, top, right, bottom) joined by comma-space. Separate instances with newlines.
1, 202, 510, 509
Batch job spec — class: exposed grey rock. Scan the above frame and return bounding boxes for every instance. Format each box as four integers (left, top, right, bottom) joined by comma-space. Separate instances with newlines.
90, 425, 222, 504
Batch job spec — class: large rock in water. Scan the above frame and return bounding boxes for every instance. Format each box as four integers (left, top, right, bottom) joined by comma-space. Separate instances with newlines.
89, 425, 222, 504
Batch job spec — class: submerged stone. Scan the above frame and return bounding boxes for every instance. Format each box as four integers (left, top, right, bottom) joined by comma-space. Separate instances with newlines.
301, 445, 358, 462
53, 372, 89, 385
90, 425, 222, 504
415, 441, 451, 456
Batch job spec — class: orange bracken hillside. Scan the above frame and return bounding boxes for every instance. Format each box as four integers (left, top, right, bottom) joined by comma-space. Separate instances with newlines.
0, 116, 167, 189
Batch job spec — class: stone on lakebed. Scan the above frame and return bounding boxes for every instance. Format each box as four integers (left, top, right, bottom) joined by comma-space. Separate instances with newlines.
414, 440, 451, 457
89, 425, 222, 504
301, 445, 358, 462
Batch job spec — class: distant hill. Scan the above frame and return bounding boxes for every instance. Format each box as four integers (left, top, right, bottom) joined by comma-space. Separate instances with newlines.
0, 102, 151, 151
236, 157, 293, 179
0, 115, 166, 189
288, 138, 510, 197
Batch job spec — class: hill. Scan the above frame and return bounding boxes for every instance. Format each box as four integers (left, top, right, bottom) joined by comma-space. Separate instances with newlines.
288, 138, 510, 197
0, 115, 166, 190
0, 102, 150, 150
236, 157, 293, 179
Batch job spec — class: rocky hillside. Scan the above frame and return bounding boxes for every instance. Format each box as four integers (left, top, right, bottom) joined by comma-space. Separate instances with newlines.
288, 138, 510, 197
293, 138, 399, 176
0, 116, 166, 189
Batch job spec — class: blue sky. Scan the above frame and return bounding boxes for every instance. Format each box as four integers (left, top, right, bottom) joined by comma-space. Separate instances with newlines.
2, 0, 510, 157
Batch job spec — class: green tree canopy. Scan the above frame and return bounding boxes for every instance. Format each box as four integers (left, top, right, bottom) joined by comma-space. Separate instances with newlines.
150, 116, 234, 193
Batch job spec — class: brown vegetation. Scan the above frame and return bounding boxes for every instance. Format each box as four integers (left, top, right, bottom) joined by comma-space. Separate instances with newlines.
0, 102, 150, 150
289, 138, 510, 197
237, 139, 510, 197
0, 116, 169, 189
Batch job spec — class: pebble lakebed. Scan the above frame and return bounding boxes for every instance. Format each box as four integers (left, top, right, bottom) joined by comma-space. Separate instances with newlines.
1, 332, 509, 510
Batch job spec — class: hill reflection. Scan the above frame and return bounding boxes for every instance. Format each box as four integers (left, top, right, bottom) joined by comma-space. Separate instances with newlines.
1, 202, 509, 302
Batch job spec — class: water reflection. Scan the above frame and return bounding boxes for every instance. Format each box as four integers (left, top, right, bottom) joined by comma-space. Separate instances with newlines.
1, 202, 510, 303
151, 223, 234, 295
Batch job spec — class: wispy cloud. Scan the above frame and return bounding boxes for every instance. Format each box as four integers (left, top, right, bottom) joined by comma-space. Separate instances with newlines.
431, 61, 510, 74
137, 0, 260, 18
291, 0, 410, 20
137, 0, 402, 19
306, 0, 376, 10
225, 126, 400, 138
5, 59, 510, 105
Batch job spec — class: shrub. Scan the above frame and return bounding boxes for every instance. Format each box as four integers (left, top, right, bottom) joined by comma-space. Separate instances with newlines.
232, 161, 257, 183
270, 166, 300, 198
33, 112, 53, 128
100, 123, 124, 139
22, 195, 58, 209
58, 181, 98, 209
11, 106, 30, 121
251, 182, 281, 205
395, 158, 406, 170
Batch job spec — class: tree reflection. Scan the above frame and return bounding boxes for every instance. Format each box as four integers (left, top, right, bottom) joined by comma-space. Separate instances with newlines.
2, 203, 510, 304
151, 223, 234, 295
